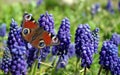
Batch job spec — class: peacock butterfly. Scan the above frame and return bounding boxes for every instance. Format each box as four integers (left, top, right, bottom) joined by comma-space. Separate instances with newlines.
21, 12, 60, 49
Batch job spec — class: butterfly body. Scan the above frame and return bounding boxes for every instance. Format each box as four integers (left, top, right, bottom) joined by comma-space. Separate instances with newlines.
21, 12, 59, 49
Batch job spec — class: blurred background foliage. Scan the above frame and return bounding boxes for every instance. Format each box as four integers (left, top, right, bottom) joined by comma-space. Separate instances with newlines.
0, 0, 120, 75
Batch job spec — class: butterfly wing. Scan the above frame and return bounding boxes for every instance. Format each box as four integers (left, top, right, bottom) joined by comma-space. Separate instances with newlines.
22, 12, 60, 49
30, 27, 60, 48
22, 12, 39, 42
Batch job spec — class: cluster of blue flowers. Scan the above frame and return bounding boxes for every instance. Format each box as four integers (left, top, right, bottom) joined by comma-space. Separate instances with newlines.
91, 3, 100, 17
0, 23, 6, 37
75, 24, 99, 68
99, 33, 120, 75
91, 0, 120, 17
52, 17, 72, 69
8, 19, 27, 75
38, 11, 55, 34
52, 18, 71, 56
99, 41, 118, 69
0, 19, 27, 75
106, 0, 120, 13
56, 44, 75, 69
36, 0, 43, 7
119, 1, 120, 11
106, 0, 114, 14
0, 47, 11, 74
26, 43, 37, 68
110, 33, 120, 46
92, 28, 99, 53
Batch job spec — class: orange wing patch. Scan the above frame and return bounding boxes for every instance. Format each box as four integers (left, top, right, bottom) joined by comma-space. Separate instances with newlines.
42, 32, 52, 46
24, 21, 38, 29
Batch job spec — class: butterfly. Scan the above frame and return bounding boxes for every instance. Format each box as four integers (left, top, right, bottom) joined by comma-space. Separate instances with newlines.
21, 12, 60, 49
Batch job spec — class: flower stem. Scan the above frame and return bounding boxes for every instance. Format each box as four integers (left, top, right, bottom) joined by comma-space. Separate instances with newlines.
40, 62, 53, 67
98, 66, 103, 75
32, 60, 38, 75
55, 56, 61, 70
30, 49, 40, 75
84, 67, 87, 75
45, 56, 57, 73
74, 58, 79, 75
105, 69, 109, 75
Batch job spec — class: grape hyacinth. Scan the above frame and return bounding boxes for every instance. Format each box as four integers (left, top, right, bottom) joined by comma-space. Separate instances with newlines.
26, 43, 37, 68
67, 43, 75, 58
75, 24, 98, 68
99, 40, 118, 72
36, 0, 43, 7
56, 43, 75, 69
38, 12, 55, 68
38, 11, 55, 34
52, 18, 71, 56
7, 19, 25, 50
111, 57, 120, 75
91, 3, 100, 17
92, 28, 99, 53
7, 19, 27, 75
1, 47, 11, 74
110, 33, 120, 46
118, 0, 120, 11
56, 55, 69, 69
10, 45, 27, 75
0, 23, 6, 37
106, 0, 114, 14
52, 18, 71, 69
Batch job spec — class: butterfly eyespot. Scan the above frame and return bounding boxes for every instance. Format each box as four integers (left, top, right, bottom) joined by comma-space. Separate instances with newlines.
22, 28, 30, 36
52, 36, 59, 43
49, 33, 51, 36
38, 40, 46, 48
25, 14, 31, 21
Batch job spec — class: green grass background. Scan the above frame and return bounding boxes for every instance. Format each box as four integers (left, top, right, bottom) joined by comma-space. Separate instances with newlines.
0, 0, 120, 75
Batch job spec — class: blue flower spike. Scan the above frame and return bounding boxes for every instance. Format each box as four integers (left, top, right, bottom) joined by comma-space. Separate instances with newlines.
52, 18, 71, 69
6, 19, 27, 75
0, 23, 6, 37
75, 24, 99, 75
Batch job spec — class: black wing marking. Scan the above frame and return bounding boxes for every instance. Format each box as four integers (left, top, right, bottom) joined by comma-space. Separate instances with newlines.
30, 27, 45, 43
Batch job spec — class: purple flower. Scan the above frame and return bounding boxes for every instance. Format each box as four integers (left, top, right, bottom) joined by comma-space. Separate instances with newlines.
51, 18, 71, 69
26, 43, 37, 68
38, 11, 55, 34
118, 1, 120, 11
75, 24, 98, 68
0, 23, 6, 37
56, 55, 69, 69
52, 18, 71, 56
67, 43, 75, 58
110, 33, 120, 46
10, 46, 27, 75
1, 47, 12, 74
99, 40, 118, 70
36, 0, 43, 7
91, 3, 100, 16
106, 0, 114, 14
111, 57, 120, 75
92, 28, 99, 53
56, 43, 75, 69
7, 19, 27, 75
